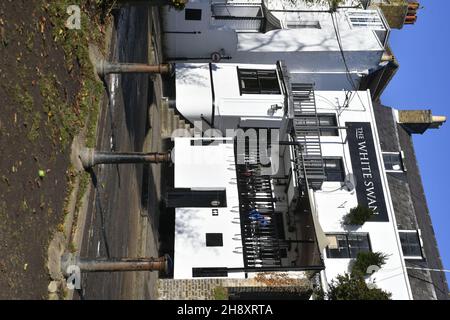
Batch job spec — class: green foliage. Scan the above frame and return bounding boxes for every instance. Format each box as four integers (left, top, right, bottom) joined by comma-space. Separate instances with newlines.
213, 286, 229, 300
312, 286, 325, 300
44, 1, 105, 148
326, 273, 391, 300
351, 251, 388, 277
343, 205, 374, 225
170, 0, 189, 11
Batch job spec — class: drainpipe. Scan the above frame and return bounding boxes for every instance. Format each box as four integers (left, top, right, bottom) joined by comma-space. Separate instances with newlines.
79, 148, 172, 170
96, 59, 173, 78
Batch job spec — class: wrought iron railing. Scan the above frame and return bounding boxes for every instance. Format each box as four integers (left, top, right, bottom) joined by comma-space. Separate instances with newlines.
234, 135, 282, 269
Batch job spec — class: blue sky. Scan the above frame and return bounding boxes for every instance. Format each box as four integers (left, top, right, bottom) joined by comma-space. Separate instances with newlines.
381, 0, 450, 284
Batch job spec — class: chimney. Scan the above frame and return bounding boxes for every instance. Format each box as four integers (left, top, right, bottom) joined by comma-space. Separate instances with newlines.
397, 110, 446, 134
404, 2, 420, 25
370, 0, 420, 29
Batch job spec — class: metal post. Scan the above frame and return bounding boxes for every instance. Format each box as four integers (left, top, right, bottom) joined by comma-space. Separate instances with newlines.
79, 148, 172, 169
61, 254, 171, 276
96, 59, 173, 77
77, 257, 169, 273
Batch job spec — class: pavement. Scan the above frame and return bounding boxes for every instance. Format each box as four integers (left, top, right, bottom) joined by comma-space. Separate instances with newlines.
76, 4, 166, 300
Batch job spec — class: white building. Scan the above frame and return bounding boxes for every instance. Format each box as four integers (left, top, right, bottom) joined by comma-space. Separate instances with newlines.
167, 61, 417, 299
162, 0, 391, 91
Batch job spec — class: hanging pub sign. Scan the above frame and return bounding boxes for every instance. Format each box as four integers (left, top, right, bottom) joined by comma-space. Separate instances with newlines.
346, 122, 389, 222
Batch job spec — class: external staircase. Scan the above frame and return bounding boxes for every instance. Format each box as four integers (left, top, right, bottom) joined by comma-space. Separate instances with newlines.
291, 84, 326, 191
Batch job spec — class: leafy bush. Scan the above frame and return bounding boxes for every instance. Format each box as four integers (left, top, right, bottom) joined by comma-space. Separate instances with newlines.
326, 274, 391, 300
343, 205, 374, 225
351, 251, 388, 277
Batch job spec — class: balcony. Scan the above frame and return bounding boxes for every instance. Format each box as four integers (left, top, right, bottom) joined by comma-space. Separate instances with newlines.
234, 131, 324, 272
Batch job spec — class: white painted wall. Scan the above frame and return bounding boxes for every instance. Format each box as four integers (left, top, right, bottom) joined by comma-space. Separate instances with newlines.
290, 71, 362, 91
265, 0, 361, 10
163, 0, 386, 90
173, 138, 245, 279
173, 137, 308, 281
312, 90, 412, 300
175, 62, 285, 132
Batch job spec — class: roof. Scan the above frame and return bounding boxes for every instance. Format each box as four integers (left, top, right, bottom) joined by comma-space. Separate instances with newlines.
359, 50, 399, 101
373, 102, 449, 300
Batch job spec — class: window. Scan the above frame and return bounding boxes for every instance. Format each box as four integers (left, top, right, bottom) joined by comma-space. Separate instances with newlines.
296, 114, 338, 136
347, 10, 385, 30
319, 114, 338, 136
185, 8, 202, 21
383, 152, 405, 172
206, 233, 223, 247
323, 158, 345, 182
211, 4, 264, 32
286, 21, 321, 29
192, 267, 228, 277
238, 69, 281, 95
399, 231, 423, 259
326, 233, 371, 259
347, 233, 371, 258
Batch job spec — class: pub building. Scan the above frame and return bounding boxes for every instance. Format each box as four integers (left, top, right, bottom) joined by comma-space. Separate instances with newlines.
162, 61, 447, 299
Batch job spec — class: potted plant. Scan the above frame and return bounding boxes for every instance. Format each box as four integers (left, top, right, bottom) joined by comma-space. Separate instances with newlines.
343, 205, 374, 226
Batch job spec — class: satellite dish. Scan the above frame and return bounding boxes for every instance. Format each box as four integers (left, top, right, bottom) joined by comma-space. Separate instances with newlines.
343, 173, 356, 192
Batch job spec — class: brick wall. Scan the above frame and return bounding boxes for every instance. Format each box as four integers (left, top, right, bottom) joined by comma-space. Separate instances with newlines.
157, 276, 312, 300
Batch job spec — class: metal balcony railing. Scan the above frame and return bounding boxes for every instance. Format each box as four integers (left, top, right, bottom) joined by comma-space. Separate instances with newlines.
234, 135, 283, 269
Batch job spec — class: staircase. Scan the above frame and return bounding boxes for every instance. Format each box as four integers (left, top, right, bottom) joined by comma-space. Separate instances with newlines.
291, 84, 326, 191
160, 97, 194, 138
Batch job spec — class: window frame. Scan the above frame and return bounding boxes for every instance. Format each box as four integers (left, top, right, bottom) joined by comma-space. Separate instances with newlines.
237, 68, 282, 95
399, 230, 424, 260
211, 4, 264, 32
382, 151, 405, 173
296, 114, 339, 137
318, 114, 339, 137
326, 233, 372, 259
205, 233, 224, 247
185, 8, 202, 21
346, 10, 385, 30
192, 267, 228, 277
323, 157, 346, 182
